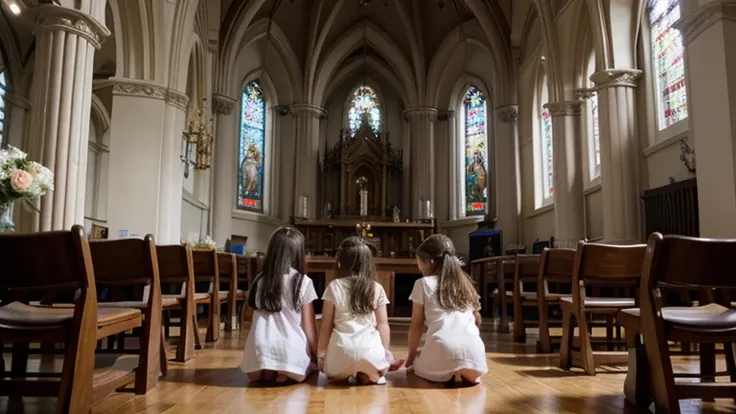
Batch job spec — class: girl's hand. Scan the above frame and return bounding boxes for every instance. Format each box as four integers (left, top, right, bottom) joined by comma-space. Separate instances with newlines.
385, 349, 404, 371
405, 351, 420, 369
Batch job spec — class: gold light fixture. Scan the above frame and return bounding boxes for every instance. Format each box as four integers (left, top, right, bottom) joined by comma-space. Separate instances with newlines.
181, 98, 214, 178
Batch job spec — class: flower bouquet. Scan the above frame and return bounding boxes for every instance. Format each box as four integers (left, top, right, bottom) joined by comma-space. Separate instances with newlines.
192, 235, 217, 251
0, 146, 54, 231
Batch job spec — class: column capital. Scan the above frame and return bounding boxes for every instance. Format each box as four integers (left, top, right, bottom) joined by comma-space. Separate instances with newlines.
290, 103, 327, 118
402, 107, 438, 122
31, 4, 110, 49
495, 104, 518, 123
676, 0, 736, 45
590, 69, 642, 89
212, 93, 237, 115
544, 100, 584, 117
575, 88, 596, 100
109, 78, 189, 111
437, 110, 455, 121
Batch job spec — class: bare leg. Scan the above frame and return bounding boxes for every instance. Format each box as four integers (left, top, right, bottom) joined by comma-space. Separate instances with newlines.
247, 371, 263, 383
459, 369, 482, 385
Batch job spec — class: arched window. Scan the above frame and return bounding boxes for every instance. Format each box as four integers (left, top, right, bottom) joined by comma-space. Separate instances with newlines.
538, 75, 554, 202
347, 86, 381, 136
649, 0, 687, 129
585, 56, 601, 180
237, 80, 266, 212
462, 86, 488, 216
0, 71, 7, 145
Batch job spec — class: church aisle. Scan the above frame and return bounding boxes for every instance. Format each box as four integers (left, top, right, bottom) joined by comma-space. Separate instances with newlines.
3, 326, 734, 414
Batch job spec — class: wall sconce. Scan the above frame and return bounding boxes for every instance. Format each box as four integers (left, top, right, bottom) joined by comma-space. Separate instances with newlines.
181, 98, 214, 178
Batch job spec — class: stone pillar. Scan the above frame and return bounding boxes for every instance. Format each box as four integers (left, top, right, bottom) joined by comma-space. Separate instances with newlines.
544, 100, 586, 248
591, 69, 643, 243
290, 104, 326, 219
106, 79, 189, 243
441, 111, 457, 220
495, 105, 521, 245
404, 107, 438, 218
211, 93, 237, 246
677, 1, 736, 237
27, 4, 109, 231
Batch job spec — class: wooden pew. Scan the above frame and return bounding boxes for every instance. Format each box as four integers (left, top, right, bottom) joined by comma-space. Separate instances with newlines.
192, 249, 224, 343
0, 225, 141, 414
536, 248, 575, 353
217, 252, 239, 331
559, 241, 646, 375
511, 254, 543, 343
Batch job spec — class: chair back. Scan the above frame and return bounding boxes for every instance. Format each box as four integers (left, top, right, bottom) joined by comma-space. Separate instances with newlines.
574, 241, 646, 284
192, 249, 218, 282
514, 254, 541, 293
217, 252, 237, 276
89, 235, 159, 286
540, 248, 576, 283
644, 232, 736, 290
156, 244, 194, 284
0, 225, 94, 294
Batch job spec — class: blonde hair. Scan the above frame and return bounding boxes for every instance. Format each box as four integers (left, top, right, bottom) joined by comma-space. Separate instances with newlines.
417, 234, 480, 312
336, 236, 376, 315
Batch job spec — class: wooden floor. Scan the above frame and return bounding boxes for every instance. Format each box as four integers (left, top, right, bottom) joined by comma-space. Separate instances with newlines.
3, 323, 736, 414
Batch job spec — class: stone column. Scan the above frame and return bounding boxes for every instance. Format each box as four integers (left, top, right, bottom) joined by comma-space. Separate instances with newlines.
677, 1, 736, 237
591, 69, 643, 243
106, 79, 189, 243
495, 105, 521, 245
441, 111, 457, 220
290, 103, 326, 219
544, 100, 586, 248
27, 4, 109, 231
404, 107, 438, 218
211, 93, 237, 246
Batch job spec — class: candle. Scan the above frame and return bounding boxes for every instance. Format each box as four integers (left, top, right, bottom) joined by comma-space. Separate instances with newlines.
417, 199, 424, 220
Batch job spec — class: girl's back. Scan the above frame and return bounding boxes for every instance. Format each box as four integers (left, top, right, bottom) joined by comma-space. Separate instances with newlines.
324, 277, 388, 334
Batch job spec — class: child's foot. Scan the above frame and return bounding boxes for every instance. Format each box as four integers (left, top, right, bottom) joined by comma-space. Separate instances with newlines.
262, 370, 278, 383
388, 359, 405, 372
274, 373, 289, 385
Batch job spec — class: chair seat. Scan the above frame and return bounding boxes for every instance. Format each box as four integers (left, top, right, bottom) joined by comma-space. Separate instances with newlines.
162, 293, 210, 303
621, 303, 736, 329
0, 302, 140, 328
491, 289, 569, 301
560, 297, 635, 307
100, 297, 180, 309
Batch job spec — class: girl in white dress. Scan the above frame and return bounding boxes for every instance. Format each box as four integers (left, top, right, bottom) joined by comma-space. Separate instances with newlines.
406, 234, 488, 385
241, 227, 319, 385
318, 237, 401, 384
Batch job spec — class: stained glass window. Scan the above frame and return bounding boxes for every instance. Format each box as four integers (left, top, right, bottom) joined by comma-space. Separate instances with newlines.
237, 80, 266, 212
649, 0, 687, 129
591, 91, 601, 177
348, 86, 381, 136
0, 71, 6, 146
463, 86, 488, 216
541, 107, 554, 198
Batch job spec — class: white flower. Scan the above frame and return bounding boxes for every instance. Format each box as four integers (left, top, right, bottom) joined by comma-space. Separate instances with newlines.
6, 146, 26, 161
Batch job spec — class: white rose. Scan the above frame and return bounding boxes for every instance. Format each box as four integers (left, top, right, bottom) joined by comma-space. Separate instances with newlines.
10, 170, 33, 193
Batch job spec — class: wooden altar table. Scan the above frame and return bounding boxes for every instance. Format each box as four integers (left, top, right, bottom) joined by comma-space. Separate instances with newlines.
306, 256, 421, 317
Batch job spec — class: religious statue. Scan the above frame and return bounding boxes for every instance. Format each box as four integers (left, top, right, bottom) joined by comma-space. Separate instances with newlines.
356, 176, 368, 217
241, 142, 261, 196
392, 206, 400, 223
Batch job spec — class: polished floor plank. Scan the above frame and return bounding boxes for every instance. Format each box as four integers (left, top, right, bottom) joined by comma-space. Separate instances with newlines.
3, 325, 736, 413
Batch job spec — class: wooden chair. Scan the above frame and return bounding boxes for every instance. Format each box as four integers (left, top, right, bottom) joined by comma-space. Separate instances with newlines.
559, 241, 646, 375
156, 244, 198, 365
174, 249, 223, 343
619, 233, 736, 413
88, 236, 163, 394
0, 225, 142, 413
217, 252, 239, 331
536, 248, 575, 353
511, 254, 542, 343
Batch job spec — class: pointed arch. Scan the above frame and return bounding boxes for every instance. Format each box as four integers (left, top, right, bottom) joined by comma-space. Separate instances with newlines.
345, 84, 382, 137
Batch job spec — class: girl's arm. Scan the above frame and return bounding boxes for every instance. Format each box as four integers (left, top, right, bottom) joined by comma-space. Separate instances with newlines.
300, 302, 319, 362
474, 310, 482, 327
317, 300, 335, 368
406, 302, 425, 367
375, 304, 390, 349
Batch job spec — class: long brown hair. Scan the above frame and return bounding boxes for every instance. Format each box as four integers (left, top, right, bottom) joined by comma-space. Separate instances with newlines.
248, 227, 306, 312
336, 236, 376, 314
416, 234, 479, 312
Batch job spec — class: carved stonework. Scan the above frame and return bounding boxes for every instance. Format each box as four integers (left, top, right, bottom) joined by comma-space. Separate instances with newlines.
590, 69, 642, 89
575, 88, 596, 100
497, 105, 518, 123
437, 110, 455, 121
402, 107, 438, 122
166, 90, 189, 111
675, 1, 736, 45
31, 4, 111, 49
544, 101, 584, 117
680, 137, 696, 173
290, 103, 327, 119
112, 80, 168, 100
212, 94, 237, 115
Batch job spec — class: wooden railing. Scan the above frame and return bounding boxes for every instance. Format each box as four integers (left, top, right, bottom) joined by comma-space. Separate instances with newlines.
642, 178, 699, 237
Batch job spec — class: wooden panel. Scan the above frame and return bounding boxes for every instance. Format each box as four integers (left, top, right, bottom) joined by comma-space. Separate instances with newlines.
642, 178, 699, 237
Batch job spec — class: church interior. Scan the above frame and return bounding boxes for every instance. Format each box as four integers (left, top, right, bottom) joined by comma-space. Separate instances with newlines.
1, 0, 736, 412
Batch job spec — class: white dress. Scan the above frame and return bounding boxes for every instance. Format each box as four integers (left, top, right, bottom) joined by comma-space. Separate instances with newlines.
409, 275, 488, 382
322, 278, 391, 383
241, 268, 318, 382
